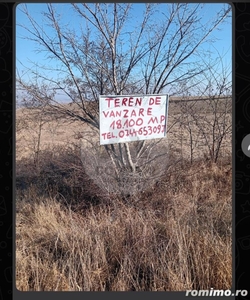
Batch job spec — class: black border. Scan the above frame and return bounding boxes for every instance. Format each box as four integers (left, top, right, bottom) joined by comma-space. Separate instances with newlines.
0, 1, 249, 300
0, 2, 13, 300
234, 2, 250, 297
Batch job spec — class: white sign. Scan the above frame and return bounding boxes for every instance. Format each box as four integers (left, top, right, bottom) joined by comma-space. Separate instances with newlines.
99, 94, 169, 145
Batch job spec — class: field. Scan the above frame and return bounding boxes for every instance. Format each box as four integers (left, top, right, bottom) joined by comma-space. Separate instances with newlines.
15, 97, 232, 291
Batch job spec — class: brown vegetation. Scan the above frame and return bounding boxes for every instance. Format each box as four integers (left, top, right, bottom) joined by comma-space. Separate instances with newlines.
16, 149, 232, 291
16, 96, 232, 291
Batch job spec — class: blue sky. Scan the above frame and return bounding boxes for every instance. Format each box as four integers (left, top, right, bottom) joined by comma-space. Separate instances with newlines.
15, 3, 232, 101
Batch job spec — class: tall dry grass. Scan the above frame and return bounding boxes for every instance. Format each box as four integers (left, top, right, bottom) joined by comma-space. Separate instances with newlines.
16, 157, 232, 291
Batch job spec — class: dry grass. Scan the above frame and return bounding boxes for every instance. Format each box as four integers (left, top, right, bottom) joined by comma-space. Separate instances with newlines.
16, 158, 232, 291
16, 98, 232, 291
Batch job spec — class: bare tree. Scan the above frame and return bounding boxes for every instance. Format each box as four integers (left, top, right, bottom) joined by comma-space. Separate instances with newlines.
176, 53, 232, 163
16, 81, 57, 172
16, 3, 231, 195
